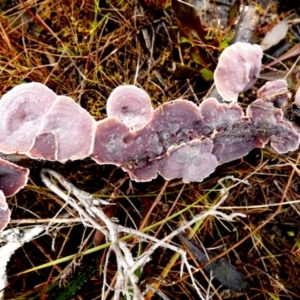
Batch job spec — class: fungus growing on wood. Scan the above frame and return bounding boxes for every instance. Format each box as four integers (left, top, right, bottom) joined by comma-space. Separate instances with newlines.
257, 79, 289, 107
148, 100, 201, 137
0, 82, 56, 154
295, 85, 300, 107
214, 42, 263, 102
0, 190, 10, 231
92, 87, 300, 182
28, 95, 96, 162
28, 132, 57, 161
247, 100, 299, 153
0, 158, 29, 197
106, 85, 153, 130
0, 158, 29, 231
0, 40, 300, 197
0, 83, 95, 162
92, 117, 132, 166
0, 78, 299, 186
210, 99, 299, 163
198, 97, 243, 131
158, 139, 218, 183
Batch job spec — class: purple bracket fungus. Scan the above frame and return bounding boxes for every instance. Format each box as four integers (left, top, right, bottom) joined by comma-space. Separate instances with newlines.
206, 97, 299, 163
93, 99, 206, 182
0, 83, 95, 162
106, 85, 153, 131
158, 139, 218, 183
0, 158, 29, 231
295, 85, 300, 107
260, 21, 289, 51
0, 190, 10, 231
1, 40, 300, 224
92, 99, 206, 182
214, 42, 263, 102
0, 82, 57, 154
28, 95, 96, 162
146, 99, 201, 139
246, 100, 299, 153
199, 98, 243, 130
28, 132, 58, 161
257, 79, 289, 107
92, 91, 300, 182
92, 117, 132, 166
0, 158, 29, 197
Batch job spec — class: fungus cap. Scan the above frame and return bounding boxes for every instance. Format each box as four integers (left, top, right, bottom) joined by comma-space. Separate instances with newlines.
106, 85, 153, 131
29, 132, 57, 161
199, 97, 244, 130
0, 158, 29, 197
257, 79, 289, 107
0, 190, 10, 231
124, 161, 160, 182
0, 158, 29, 231
159, 139, 218, 183
0, 82, 57, 153
261, 21, 289, 51
149, 99, 201, 135
92, 117, 132, 165
28, 95, 96, 162
214, 42, 263, 102
294, 85, 300, 107
247, 100, 300, 153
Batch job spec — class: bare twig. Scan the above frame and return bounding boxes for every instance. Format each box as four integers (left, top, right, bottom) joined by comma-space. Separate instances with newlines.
232, 5, 260, 44
41, 169, 246, 299
0, 226, 45, 300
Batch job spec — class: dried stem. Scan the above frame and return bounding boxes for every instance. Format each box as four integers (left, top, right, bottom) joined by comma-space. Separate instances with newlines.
41, 169, 246, 299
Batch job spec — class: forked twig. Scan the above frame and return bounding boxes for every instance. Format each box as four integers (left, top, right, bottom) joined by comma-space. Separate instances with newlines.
41, 169, 246, 299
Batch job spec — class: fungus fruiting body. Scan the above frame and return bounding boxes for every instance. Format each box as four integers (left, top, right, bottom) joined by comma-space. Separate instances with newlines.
260, 21, 289, 51
0, 190, 10, 231
257, 79, 289, 107
0, 82, 57, 154
92, 95, 299, 181
0, 42, 300, 231
106, 85, 153, 131
0, 158, 29, 197
28, 95, 96, 162
295, 85, 300, 107
0, 158, 29, 231
159, 139, 218, 183
214, 42, 263, 102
